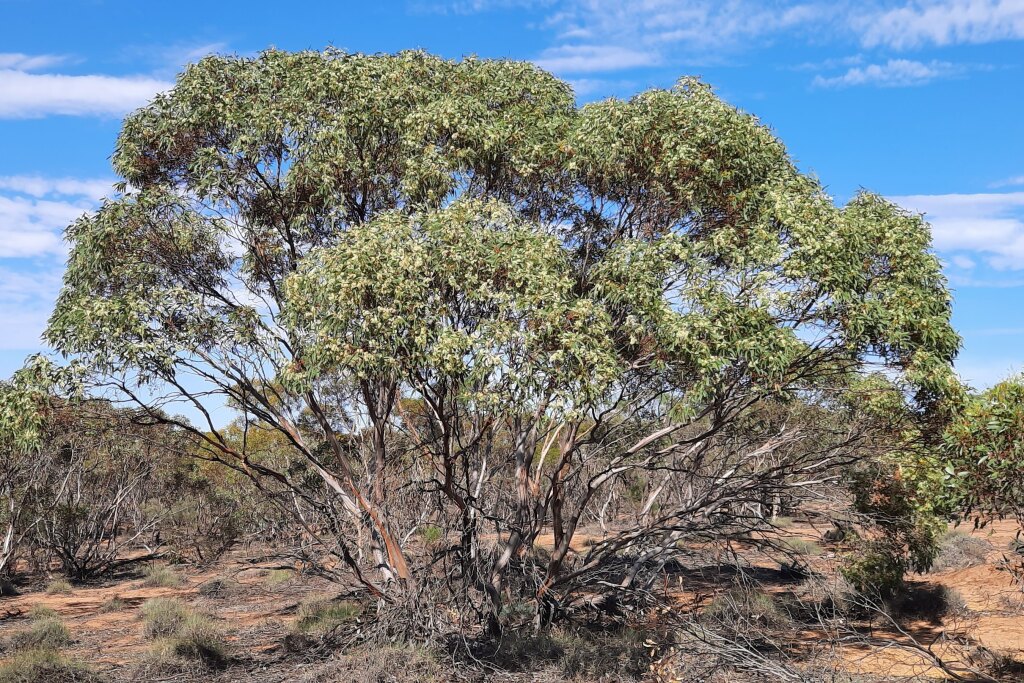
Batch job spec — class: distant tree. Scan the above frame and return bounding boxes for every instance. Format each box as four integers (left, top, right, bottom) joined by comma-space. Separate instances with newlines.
44, 49, 961, 635
0, 360, 196, 580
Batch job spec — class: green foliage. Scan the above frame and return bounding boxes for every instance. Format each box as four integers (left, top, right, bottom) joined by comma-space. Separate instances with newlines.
942, 375, 1024, 521
843, 461, 944, 597
39, 48, 965, 626
841, 541, 909, 599
45, 579, 73, 595
419, 525, 443, 545
45, 49, 961, 421
28, 605, 58, 620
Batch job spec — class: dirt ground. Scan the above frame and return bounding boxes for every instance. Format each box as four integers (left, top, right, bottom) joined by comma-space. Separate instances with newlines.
1, 521, 1023, 682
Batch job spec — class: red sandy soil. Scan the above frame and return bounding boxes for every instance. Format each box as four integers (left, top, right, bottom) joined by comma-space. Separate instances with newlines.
1, 522, 1022, 681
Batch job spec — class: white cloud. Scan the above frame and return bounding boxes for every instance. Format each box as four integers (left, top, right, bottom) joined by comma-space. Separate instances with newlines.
951, 254, 977, 269
566, 77, 637, 96
543, 1, 824, 49
0, 176, 115, 201
0, 53, 66, 71
858, 0, 1024, 49
412, 0, 549, 13
991, 174, 1024, 188
0, 69, 171, 118
0, 267, 63, 350
0, 177, 106, 258
955, 357, 1022, 389
791, 54, 865, 71
534, 45, 658, 73
890, 191, 1024, 270
530, 1, 830, 75
812, 59, 963, 87
0, 195, 89, 258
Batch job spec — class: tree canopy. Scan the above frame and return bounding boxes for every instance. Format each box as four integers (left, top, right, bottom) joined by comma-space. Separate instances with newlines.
42, 49, 962, 632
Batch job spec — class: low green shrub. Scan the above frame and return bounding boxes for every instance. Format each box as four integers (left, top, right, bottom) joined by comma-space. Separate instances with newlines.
8, 615, 71, 651
44, 579, 72, 595
140, 597, 191, 639
0, 649, 103, 683
140, 599, 228, 670
142, 564, 182, 588
294, 598, 362, 635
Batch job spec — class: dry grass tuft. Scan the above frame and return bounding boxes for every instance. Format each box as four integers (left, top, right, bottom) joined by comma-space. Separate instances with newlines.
44, 578, 73, 595
142, 564, 182, 588
0, 648, 104, 683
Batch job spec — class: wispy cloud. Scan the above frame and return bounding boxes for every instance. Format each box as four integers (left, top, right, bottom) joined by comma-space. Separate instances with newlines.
890, 191, 1024, 270
812, 58, 964, 87
534, 45, 658, 73
566, 77, 638, 96
526, 1, 834, 80
412, 0, 550, 13
990, 174, 1024, 189
858, 0, 1024, 49
0, 195, 88, 258
0, 53, 67, 71
0, 56, 171, 118
0, 176, 115, 202
950, 254, 977, 269
0, 266, 63, 350
0, 175, 109, 258
955, 357, 1022, 389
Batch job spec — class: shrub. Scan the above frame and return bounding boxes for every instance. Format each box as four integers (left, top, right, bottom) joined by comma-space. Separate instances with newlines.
783, 538, 823, 556
141, 601, 228, 670
885, 583, 969, 621
294, 598, 362, 635
300, 644, 443, 683
197, 577, 237, 598
0, 649, 103, 683
841, 542, 907, 599
792, 575, 855, 620
264, 569, 293, 588
99, 596, 128, 613
773, 516, 794, 529
140, 597, 191, 639
28, 605, 58, 620
8, 616, 71, 651
420, 525, 443, 545
702, 586, 793, 634
155, 615, 228, 667
45, 579, 72, 595
930, 532, 991, 571
142, 564, 182, 588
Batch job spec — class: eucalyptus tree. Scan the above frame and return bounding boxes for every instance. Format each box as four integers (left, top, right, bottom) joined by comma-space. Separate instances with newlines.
940, 376, 1024, 582
45, 49, 961, 634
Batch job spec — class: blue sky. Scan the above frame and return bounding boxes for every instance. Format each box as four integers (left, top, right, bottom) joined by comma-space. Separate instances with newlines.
1, 0, 1022, 389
